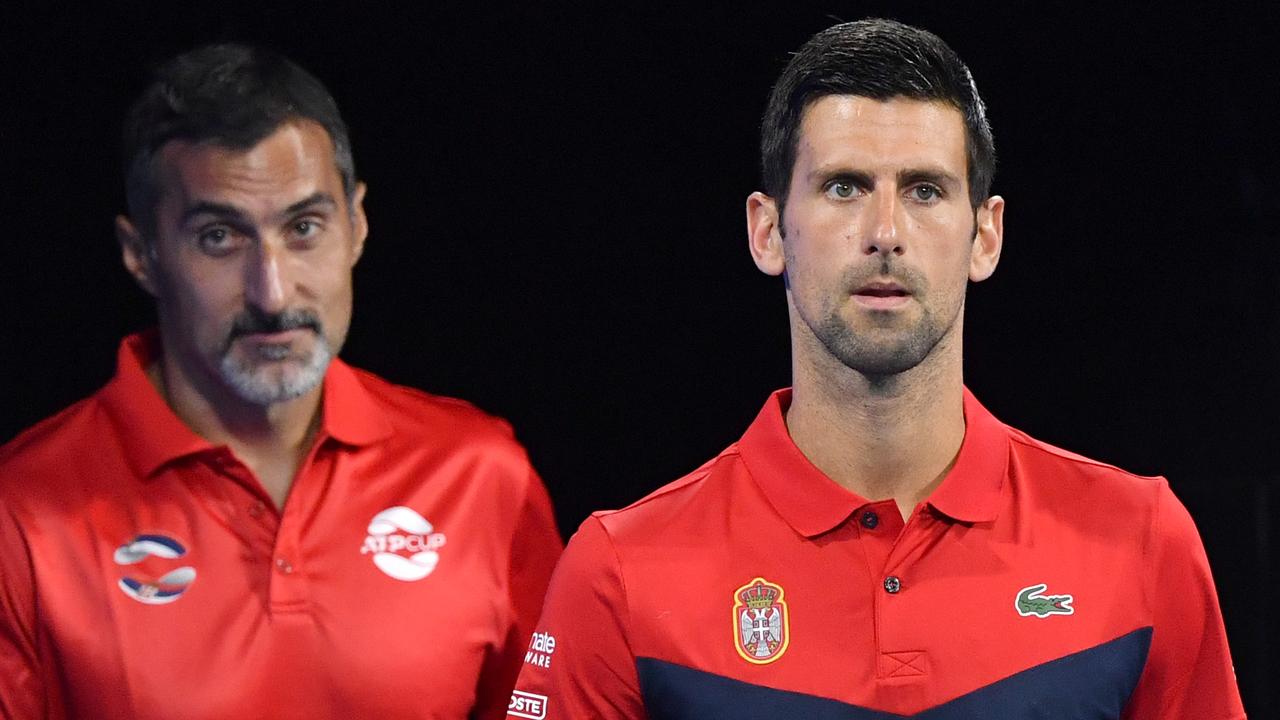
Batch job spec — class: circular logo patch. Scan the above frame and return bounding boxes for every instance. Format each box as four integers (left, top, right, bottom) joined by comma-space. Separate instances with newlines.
360, 506, 448, 581
113, 534, 197, 605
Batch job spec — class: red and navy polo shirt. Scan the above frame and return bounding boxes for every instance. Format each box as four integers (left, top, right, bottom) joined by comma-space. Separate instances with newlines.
512, 388, 1244, 718
0, 332, 562, 719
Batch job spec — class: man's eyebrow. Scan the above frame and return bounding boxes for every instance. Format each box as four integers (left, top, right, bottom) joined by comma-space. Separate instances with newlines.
177, 193, 338, 228
898, 167, 962, 190
806, 167, 874, 186
281, 192, 338, 217
179, 201, 247, 227
803, 165, 963, 191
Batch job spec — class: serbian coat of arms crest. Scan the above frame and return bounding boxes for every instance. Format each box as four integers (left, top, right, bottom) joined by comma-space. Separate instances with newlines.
732, 577, 790, 664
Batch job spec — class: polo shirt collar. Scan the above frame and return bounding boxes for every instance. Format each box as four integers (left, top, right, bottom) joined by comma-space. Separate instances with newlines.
101, 331, 393, 478
738, 387, 1009, 538
320, 358, 395, 447
926, 389, 1009, 523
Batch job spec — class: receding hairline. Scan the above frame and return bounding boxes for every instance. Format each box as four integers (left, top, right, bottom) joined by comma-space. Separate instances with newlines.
151, 117, 343, 167
133, 117, 357, 228
121, 43, 359, 233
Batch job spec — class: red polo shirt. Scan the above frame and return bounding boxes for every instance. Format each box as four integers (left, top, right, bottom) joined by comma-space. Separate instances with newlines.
0, 333, 562, 719
512, 389, 1243, 718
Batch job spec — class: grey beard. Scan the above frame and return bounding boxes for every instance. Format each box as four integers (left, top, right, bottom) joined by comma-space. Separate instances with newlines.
218, 336, 332, 406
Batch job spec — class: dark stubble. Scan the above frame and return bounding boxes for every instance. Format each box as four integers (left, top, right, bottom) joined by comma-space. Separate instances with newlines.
808, 256, 960, 379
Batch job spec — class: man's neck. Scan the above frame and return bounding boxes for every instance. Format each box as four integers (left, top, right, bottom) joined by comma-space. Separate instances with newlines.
147, 352, 324, 510
785, 336, 966, 523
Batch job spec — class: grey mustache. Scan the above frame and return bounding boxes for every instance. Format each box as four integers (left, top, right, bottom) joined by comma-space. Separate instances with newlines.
229, 308, 322, 338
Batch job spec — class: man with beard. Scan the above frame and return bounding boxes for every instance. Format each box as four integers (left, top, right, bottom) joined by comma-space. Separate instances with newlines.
0, 44, 561, 719
511, 19, 1244, 719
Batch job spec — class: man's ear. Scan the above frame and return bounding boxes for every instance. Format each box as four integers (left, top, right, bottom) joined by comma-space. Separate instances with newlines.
747, 191, 785, 276
969, 195, 1004, 282
116, 215, 159, 297
349, 182, 369, 265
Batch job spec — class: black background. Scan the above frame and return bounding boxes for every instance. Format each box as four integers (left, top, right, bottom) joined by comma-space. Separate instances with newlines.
2, 3, 1276, 713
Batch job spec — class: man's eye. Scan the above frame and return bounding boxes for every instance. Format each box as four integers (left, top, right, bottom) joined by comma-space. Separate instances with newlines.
293, 220, 319, 237
197, 228, 238, 255
825, 181, 858, 199
911, 185, 942, 202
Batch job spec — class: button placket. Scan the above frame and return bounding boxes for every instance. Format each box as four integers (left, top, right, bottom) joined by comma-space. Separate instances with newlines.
263, 444, 336, 614
872, 507, 947, 681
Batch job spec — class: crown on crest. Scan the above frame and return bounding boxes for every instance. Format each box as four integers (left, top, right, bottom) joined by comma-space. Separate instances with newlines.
740, 581, 779, 609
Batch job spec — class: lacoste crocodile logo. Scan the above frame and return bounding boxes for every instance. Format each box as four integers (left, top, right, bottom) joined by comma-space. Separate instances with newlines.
1015, 583, 1075, 618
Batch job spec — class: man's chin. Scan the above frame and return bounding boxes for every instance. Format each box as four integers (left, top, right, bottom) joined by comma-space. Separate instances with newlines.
218, 349, 331, 406
818, 325, 939, 378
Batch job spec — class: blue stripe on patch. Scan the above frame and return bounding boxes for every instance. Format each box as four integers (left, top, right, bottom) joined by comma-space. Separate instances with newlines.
637, 627, 1151, 719
132, 534, 186, 555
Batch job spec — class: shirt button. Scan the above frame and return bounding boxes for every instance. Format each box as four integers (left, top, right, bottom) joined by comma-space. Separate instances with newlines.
860, 510, 879, 529
274, 557, 294, 574
248, 501, 266, 518
884, 576, 901, 594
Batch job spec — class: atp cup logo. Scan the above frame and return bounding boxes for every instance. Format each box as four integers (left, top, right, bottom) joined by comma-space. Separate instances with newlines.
113, 534, 197, 605
733, 577, 790, 664
360, 506, 447, 581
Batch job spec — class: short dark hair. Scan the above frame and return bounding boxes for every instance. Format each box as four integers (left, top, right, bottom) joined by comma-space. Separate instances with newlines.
761, 18, 995, 212
123, 43, 356, 230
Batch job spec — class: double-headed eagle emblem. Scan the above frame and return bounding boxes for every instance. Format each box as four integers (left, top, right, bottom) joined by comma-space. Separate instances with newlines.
732, 577, 790, 664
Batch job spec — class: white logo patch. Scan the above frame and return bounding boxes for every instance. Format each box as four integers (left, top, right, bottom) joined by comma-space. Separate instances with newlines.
524, 631, 556, 668
360, 506, 447, 581
507, 690, 548, 719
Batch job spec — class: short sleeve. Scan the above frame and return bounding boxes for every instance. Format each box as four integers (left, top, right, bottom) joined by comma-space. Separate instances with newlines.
1123, 480, 1245, 719
471, 468, 563, 720
509, 516, 645, 720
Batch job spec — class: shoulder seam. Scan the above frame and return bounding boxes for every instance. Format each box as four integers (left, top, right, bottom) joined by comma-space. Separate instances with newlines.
1005, 431, 1161, 481
346, 368, 516, 439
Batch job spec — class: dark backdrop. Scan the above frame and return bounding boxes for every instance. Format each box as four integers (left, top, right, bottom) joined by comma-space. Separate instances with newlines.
3, 3, 1276, 713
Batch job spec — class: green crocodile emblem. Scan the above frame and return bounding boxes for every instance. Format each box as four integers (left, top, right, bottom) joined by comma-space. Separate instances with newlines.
1015, 583, 1075, 618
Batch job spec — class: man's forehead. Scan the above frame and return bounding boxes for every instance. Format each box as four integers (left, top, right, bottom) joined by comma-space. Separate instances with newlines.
152, 121, 343, 216
795, 95, 967, 168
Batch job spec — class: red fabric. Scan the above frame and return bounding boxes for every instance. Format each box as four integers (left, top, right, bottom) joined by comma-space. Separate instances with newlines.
513, 389, 1244, 718
0, 333, 561, 719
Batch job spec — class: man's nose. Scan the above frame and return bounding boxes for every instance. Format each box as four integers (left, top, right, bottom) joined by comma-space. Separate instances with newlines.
244, 242, 289, 313
860, 190, 905, 256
